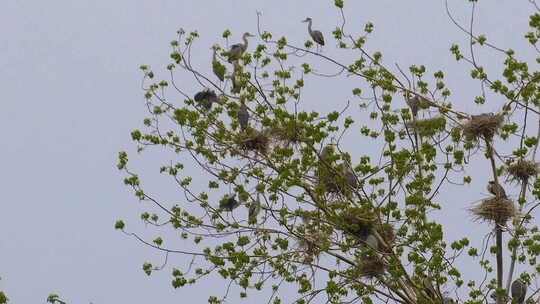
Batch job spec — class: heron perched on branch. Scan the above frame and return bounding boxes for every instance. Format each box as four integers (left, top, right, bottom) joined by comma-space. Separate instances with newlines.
225, 32, 254, 63
211, 44, 226, 82
511, 278, 527, 304
302, 17, 325, 51
238, 102, 250, 131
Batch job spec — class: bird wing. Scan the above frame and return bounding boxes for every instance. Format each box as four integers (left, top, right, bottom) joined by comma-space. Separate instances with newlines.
194, 91, 207, 101
313, 30, 325, 46
230, 44, 243, 52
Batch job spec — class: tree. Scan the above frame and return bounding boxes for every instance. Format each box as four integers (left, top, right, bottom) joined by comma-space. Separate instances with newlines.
117, 1, 540, 303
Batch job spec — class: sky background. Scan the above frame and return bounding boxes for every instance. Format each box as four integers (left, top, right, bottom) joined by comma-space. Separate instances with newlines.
0, 0, 537, 303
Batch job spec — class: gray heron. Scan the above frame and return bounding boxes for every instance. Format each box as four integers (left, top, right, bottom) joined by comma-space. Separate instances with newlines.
511, 278, 527, 304
302, 17, 325, 51
226, 32, 254, 63
238, 102, 249, 131
487, 180, 507, 198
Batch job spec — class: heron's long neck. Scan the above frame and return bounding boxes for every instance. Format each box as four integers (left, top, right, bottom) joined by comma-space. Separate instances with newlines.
242, 35, 249, 49
212, 49, 217, 61
307, 20, 313, 33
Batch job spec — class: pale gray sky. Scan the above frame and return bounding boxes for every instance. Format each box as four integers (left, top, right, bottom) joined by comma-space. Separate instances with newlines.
0, 1, 536, 303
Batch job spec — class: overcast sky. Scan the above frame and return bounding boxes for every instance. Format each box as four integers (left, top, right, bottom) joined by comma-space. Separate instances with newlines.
0, 1, 537, 303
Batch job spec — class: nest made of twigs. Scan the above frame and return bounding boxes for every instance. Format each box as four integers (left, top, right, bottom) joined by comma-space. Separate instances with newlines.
297, 230, 328, 263
268, 124, 304, 145
375, 223, 396, 252
507, 159, 539, 181
470, 196, 516, 224
317, 163, 357, 196
238, 129, 270, 154
341, 209, 375, 240
359, 255, 386, 278
462, 113, 503, 140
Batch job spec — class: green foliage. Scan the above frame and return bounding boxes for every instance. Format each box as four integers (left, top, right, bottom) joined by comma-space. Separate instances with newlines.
117, 1, 540, 304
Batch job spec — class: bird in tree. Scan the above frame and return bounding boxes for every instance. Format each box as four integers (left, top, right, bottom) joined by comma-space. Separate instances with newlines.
487, 180, 507, 198
248, 194, 261, 225
231, 60, 243, 94
211, 44, 226, 82
194, 89, 219, 111
363, 233, 378, 250
320, 144, 335, 163
238, 102, 249, 131
341, 163, 358, 189
225, 32, 254, 63
219, 194, 240, 212
511, 278, 527, 304
302, 17, 325, 51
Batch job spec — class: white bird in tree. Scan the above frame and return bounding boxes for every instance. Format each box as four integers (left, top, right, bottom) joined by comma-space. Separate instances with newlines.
511, 278, 527, 304
302, 17, 325, 51
226, 32, 254, 63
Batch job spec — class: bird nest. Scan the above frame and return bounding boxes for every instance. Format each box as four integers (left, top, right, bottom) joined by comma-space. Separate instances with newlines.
470, 196, 516, 224
341, 209, 374, 239
317, 164, 355, 196
238, 129, 270, 154
376, 223, 395, 252
297, 230, 327, 264
462, 113, 503, 140
359, 255, 386, 278
268, 125, 304, 145
507, 159, 539, 181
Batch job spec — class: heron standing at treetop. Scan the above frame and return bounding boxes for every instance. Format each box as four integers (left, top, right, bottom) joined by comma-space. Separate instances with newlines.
302, 17, 325, 52
226, 32, 254, 63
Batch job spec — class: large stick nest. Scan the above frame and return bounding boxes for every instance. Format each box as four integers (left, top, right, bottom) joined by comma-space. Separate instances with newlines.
470, 196, 516, 224
341, 209, 375, 240
237, 129, 270, 154
376, 223, 396, 253
506, 159, 539, 181
359, 255, 386, 278
268, 124, 304, 145
461, 113, 503, 140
